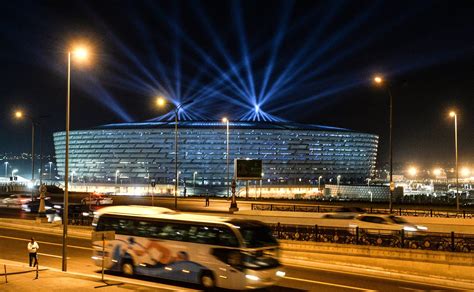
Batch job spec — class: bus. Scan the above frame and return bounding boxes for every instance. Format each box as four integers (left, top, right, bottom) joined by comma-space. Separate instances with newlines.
91, 206, 285, 290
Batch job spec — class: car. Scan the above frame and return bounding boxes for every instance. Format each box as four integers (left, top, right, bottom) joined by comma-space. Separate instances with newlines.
21, 199, 55, 213
81, 193, 113, 205
321, 207, 365, 219
351, 214, 428, 232
2, 194, 32, 206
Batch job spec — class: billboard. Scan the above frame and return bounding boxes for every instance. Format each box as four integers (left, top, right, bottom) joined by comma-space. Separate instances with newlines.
234, 159, 262, 180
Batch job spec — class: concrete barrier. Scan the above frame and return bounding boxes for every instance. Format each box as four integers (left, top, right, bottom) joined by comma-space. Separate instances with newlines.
281, 240, 474, 283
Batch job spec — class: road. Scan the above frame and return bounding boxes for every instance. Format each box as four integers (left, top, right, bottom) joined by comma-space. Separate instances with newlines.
1, 196, 474, 234
0, 226, 459, 291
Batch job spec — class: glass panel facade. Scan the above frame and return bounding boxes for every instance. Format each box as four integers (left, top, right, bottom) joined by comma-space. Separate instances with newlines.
53, 121, 378, 185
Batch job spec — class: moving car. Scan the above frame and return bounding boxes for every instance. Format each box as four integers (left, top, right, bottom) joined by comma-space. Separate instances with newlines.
321, 207, 365, 219
81, 193, 113, 205
351, 214, 428, 232
2, 194, 31, 206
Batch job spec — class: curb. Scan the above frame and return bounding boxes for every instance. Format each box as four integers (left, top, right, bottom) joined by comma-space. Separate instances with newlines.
281, 257, 474, 290
0, 259, 196, 291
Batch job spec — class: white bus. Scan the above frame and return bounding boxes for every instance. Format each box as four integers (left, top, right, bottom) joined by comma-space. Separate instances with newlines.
91, 206, 285, 290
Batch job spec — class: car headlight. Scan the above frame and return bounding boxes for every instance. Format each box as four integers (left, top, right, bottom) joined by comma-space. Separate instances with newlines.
245, 274, 260, 281
403, 226, 417, 232
416, 225, 428, 231
276, 270, 286, 277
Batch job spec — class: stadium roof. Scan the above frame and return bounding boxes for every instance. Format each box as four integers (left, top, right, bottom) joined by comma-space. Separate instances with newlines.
96, 120, 352, 132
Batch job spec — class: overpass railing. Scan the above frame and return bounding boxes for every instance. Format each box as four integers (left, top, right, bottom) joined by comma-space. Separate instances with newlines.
251, 203, 474, 218
272, 223, 474, 253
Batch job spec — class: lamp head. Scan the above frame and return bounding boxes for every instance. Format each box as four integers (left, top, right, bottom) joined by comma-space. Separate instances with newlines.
156, 96, 166, 107
14, 111, 23, 119
373, 76, 383, 84
222, 117, 228, 123
72, 46, 89, 61
449, 111, 456, 118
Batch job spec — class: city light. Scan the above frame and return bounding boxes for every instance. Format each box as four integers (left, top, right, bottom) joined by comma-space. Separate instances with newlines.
407, 167, 417, 177
449, 111, 456, 117
14, 111, 23, 118
432, 168, 442, 176
222, 117, 228, 123
461, 167, 470, 177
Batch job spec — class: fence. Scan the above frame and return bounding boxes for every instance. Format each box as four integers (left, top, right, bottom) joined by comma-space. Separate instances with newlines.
272, 223, 474, 253
251, 203, 474, 218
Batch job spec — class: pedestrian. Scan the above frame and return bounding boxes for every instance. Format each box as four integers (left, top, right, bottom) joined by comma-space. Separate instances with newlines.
183, 187, 187, 197
28, 237, 39, 267
205, 190, 210, 207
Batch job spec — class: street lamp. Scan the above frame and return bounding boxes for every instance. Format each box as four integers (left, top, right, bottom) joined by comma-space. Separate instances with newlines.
222, 117, 230, 198
374, 75, 395, 212
367, 178, 371, 186
408, 166, 418, 177
14, 110, 36, 200
193, 171, 197, 194
4, 162, 8, 178
62, 44, 91, 272
49, 162, 53, 180
318, 175, 323, 190
449, 111, 459, 211
156, 96, 194, 210
115, 170, 120, 186
12, 169, 18, 177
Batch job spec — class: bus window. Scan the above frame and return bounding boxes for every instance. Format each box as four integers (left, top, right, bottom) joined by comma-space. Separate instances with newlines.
188, 225, 239, 247
158, 222, 189, 241
231, 220, 278, 248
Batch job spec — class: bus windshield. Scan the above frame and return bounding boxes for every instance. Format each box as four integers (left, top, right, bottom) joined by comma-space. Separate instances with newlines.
231, 220, 278, 248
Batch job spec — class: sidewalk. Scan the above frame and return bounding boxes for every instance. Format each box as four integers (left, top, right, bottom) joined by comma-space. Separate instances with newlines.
0, 259, 195, 291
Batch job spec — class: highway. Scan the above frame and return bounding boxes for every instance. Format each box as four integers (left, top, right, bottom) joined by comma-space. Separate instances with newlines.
0, 226, 458, 291
1, 195, 474, 234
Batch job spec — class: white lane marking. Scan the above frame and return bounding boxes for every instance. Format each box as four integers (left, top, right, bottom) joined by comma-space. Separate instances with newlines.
0, 235, 92, 251
285, 275, 373, 291
37, 252, 70, 259
283, 262, 460, 290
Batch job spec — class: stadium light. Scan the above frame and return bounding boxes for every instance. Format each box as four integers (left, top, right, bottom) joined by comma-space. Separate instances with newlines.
407, 167, 417, 177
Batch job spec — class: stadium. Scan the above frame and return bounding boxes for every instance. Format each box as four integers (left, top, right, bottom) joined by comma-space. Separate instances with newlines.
53, 120, 378, 193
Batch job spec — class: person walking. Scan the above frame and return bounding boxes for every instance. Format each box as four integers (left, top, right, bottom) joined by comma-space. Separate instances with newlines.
28, 237, 39, 267
205, 189, 210, 207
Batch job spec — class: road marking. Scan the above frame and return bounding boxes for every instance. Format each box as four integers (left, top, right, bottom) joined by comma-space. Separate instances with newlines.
283, 262, 461, 290
0, 235, 92, 250
37, 252, 70, 259
285, 275, 372, 291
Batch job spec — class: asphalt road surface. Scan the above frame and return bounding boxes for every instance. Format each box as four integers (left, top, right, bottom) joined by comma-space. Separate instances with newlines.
1, 195, 473, 234
0, 226, 460, 291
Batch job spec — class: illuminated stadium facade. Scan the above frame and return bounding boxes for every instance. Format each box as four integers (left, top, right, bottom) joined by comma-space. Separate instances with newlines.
53, 121, 378, 188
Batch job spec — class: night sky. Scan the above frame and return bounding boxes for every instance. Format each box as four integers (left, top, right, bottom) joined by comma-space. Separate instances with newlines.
0, 0, 472, 167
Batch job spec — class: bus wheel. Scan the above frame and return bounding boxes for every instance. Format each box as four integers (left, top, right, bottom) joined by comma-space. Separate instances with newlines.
200, 271, 215, 289
121, 260, 134, 276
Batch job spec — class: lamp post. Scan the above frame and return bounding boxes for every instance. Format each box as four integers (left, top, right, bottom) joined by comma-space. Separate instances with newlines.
449, 111, 459, 211
12, 169, 18, 178
193, 171, 197, 194
156, 97, 194, 210
14, 111, 36, 200
49, 162, 53, 180
4, 162, 8, 178
374, 75, 394, 212
367, 178, 371, 186
62, 45, 90, 272
222, 118, 230, 198
318, 176, 322, 190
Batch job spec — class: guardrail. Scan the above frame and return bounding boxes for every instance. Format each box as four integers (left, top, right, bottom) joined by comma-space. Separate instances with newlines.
271, 223, 474, 253
251, 203, 474, 218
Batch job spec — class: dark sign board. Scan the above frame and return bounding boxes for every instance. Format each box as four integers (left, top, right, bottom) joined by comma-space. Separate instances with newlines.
234, 159, 262, 180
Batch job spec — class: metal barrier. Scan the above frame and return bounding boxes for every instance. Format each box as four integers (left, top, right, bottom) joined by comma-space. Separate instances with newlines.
251, 203, 474, 218
272, 223, 474, 252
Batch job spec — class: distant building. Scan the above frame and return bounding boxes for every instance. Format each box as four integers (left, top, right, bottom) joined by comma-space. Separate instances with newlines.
53, 120, 378, 191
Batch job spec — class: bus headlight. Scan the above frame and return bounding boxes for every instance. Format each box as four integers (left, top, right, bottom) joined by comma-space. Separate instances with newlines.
245, 274, 260, 281
276, 270, 286, 277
